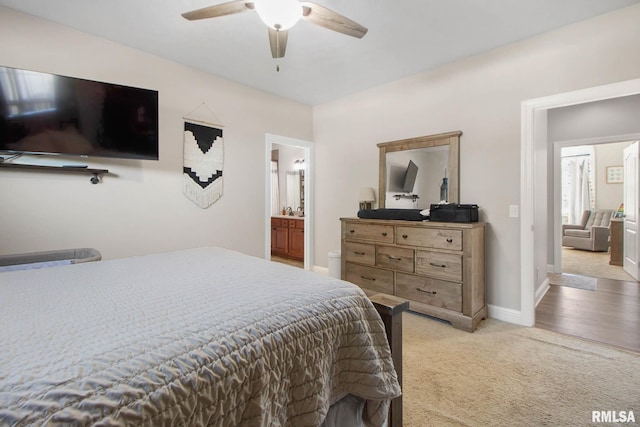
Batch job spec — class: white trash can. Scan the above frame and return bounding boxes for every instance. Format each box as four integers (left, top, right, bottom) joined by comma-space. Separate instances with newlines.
328, 250, 341, 278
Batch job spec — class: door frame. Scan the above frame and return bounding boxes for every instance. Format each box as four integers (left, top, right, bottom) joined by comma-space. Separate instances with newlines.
264, 133, 314, 270
623, 141, 640, 280
521, 78, 640, 327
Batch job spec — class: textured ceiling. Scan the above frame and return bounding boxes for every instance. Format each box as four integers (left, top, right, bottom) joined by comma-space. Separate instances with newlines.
1, 0, 639, 105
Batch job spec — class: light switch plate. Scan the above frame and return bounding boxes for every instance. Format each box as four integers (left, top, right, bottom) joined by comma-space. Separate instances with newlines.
509, 205, 519, 218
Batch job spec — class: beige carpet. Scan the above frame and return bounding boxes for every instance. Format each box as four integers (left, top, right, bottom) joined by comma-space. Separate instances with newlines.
562, 247, 635, 282
402, 312, 640, 426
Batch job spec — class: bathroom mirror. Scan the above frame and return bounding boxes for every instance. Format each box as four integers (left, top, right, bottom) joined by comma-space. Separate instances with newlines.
378, 131, 461, 209
272, 144, 305, 216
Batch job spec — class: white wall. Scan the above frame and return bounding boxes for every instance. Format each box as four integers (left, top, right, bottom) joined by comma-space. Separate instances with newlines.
0, 7, 313, 260
595, 142, 631, 210
313, 4, 640, 314
548, 95, 640, 143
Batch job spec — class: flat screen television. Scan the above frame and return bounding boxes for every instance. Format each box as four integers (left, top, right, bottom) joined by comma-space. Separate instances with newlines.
0, 65, 159, 160
402, 160, 418, 193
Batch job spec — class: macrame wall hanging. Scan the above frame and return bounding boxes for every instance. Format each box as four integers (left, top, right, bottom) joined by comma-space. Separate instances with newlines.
183, 103, 224, 209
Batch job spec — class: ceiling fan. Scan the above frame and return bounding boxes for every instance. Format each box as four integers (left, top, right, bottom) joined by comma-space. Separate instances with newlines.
182, 0, 368, 59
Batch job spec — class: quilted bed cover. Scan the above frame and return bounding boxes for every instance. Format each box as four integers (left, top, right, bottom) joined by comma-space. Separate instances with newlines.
0, 247, 400, 426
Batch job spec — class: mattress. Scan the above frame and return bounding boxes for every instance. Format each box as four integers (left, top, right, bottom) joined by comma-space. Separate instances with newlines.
0, 247, 400, 426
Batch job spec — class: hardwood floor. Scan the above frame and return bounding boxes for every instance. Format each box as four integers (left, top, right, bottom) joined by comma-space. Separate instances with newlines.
536, 277, 640, 353
271, 255, 304, 269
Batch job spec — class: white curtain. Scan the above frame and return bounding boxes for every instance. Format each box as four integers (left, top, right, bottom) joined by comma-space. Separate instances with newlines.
271, 161, 280, 216
567, 159, 592, 224
286, 171, 301, 211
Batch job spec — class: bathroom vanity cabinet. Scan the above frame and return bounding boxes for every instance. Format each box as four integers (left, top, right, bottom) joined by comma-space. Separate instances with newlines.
271, 216, 304, 261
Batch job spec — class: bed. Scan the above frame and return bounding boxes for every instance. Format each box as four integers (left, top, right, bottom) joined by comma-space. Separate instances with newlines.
0, 247, 401, 426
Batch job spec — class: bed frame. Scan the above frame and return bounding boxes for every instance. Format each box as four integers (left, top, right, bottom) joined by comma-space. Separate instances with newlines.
370, 293, 409, 427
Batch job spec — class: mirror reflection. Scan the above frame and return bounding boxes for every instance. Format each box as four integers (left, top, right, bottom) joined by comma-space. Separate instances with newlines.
378, 131, 461, 210
271, 144, 305, 216
385, 146, 449, 209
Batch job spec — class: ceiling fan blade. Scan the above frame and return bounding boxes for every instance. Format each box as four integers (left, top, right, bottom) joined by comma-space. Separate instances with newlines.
300, 2, 367, 39
182, 1, 254, 21
268, 28, 288, 59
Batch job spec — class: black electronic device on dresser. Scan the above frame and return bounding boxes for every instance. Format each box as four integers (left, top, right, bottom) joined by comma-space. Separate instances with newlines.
429, 203, 479, 223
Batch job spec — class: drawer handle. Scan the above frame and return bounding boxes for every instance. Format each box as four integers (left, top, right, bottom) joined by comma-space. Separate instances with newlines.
354, 251, 366, 256
446, 238, 453, 243
387, 256, 402, 261
361, 275, 376, 281
429, 262, 447, 268
402, 234, 408, 239
417, 288, 437, 295
381, 232, 388, 237
349, 229, 355, 233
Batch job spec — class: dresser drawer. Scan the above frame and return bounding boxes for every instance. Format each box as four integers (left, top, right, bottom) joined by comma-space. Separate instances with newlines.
416, 250, 462, 282
396, 273, 462, 312
344, 222, 394, 243
376, 245, 414, 273
396, 226, 462, 251
344, 242, 375, 265
344, 262, 394, 294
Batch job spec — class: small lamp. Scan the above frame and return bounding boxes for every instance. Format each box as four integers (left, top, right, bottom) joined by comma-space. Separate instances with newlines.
358, 187, 376, 210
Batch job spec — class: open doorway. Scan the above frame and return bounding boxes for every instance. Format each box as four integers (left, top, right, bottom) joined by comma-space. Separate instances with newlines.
521, 80, 640, 352
551, 139, 637, 287
520, 78, 640, 327
264, 133, 314, 271
270, 143, 305, 268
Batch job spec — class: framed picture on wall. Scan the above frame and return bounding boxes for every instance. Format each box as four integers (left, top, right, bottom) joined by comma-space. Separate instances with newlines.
606, 166, 623, 184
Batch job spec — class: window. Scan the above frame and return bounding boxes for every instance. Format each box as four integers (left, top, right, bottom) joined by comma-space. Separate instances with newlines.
0, 67, 56, 117
561, 145, 595, 224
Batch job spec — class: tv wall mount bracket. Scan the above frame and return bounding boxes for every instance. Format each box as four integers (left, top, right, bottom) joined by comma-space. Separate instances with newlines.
393, 194, 419, 202
0, 160, 109, 184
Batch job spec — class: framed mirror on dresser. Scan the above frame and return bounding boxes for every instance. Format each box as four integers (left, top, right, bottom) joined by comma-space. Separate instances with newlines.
378, 131, 461, 208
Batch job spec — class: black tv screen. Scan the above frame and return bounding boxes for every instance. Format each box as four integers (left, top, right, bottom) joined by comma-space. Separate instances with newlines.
0, 65, 159, 160
402, 160, 418, 193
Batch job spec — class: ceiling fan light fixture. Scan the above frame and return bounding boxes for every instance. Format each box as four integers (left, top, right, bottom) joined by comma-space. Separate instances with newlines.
254, 0, 302, 30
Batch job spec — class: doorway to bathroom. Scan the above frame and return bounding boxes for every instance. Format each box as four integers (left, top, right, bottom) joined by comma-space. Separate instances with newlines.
264, 134, 314, 270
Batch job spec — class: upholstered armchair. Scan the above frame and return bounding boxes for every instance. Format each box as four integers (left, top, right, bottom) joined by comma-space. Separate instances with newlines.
562, 209, 615, 252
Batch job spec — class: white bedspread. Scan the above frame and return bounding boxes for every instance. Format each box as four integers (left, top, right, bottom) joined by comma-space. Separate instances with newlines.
0, 247, 400, 426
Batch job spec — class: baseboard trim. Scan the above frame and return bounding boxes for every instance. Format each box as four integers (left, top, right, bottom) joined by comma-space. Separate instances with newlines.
313, 266, 329, 275
535, 277, 551, 307
487, 304, 524, 325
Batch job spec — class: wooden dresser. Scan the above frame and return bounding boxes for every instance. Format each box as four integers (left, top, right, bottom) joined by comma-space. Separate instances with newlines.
609, 218, 623, 266
341, 218, 487, 332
